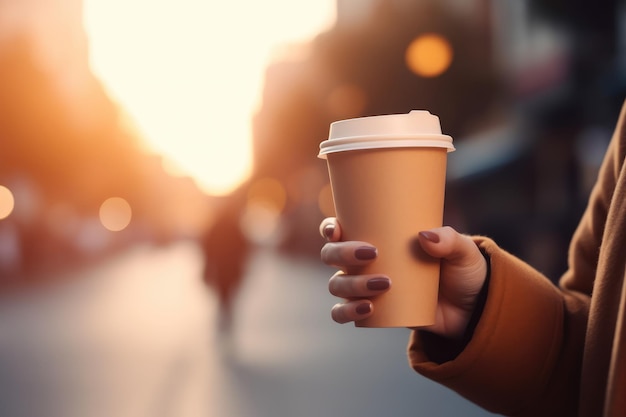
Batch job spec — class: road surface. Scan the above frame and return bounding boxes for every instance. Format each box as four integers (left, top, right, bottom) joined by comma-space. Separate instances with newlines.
0, 240, 493, 417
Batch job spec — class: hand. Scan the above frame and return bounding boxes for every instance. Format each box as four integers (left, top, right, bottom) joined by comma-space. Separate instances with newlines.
320, 217, 488, 339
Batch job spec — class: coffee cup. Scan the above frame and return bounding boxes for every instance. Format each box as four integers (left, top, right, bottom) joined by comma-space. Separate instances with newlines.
319, 110, 454, 327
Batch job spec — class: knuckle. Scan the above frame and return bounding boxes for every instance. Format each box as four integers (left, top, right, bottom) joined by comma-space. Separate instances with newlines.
328, 273, 343, 296
321, 242, 352, 266
442, 225, 455, 234
320, 243, 338, 265
329, 272, 359, 297
331, 304, 349, 324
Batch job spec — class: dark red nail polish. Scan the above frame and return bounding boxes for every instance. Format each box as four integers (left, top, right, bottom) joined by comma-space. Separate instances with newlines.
419, 231, 440, 243
367, 277, 390, 291
356, 302, 371, 315
355, 246, 377, 260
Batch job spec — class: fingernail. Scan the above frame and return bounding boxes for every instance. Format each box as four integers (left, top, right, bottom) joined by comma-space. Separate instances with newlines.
419, 231, 440, 243
366, 277, 390, 291
323, 224, 335, 239
356, 302, 372, 315
355, 246, 377, 260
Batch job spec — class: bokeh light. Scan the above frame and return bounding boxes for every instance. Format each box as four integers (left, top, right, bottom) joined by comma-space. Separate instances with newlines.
0, 186, 15, 220
405, 33, 453, 78
99, 197, 132, 232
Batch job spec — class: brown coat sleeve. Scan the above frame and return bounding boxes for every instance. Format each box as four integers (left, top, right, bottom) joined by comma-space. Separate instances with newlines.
409, 237, 574, 415
408, 104, 626, 415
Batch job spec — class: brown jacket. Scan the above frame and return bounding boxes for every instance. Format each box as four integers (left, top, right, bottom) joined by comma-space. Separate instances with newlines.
409, 102, 626, 417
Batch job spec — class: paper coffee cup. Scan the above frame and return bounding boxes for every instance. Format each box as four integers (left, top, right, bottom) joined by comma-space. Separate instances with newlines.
319, 110, 454, 328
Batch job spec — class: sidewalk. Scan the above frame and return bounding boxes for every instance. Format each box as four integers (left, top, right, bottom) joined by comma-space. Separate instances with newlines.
0, 241, 492, 417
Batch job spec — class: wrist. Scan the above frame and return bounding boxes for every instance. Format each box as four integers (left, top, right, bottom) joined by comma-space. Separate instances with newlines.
419, 250, 491, 364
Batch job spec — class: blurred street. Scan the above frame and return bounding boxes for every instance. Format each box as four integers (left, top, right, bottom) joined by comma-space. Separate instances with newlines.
0, 242, 492, 417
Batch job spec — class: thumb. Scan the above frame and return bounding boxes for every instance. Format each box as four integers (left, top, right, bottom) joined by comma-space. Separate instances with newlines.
416, 226, 483, 266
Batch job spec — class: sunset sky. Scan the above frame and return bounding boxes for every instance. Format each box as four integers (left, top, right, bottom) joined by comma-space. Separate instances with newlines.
83, 0, 337, 196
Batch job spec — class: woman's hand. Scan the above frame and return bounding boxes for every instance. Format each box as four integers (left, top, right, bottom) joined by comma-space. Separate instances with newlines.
320, 217, 488, 339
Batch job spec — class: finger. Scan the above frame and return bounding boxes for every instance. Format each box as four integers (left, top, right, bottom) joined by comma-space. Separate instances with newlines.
319, 217, 341, 242
328, 271, 391, 298
331, 300, 373, 324
321, 241, 377, 268
417, 226, 481, 263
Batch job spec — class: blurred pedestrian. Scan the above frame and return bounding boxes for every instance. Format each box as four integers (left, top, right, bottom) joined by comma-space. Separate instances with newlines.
201, 196, 250, 335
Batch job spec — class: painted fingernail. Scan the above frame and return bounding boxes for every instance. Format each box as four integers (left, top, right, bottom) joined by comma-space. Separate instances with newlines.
355, 246, 377, 260
366, 277, 390, 291
323, 224, 335, 239
356, 302, 372, 315
419, 231, 440, 243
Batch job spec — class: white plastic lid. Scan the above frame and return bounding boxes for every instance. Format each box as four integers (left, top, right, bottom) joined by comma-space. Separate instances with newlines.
318, 110, 455, 158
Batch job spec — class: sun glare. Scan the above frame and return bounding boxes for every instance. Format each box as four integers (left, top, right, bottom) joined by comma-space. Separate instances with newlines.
83, 0, 336, 196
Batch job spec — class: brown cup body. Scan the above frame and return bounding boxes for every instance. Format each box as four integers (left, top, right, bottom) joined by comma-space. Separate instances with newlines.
326, 147, 448, 327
